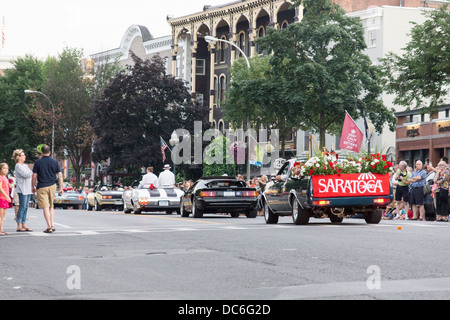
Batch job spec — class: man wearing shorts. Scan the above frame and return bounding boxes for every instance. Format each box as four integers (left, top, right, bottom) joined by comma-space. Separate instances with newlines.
409, 160, 428, 221
32, 145, 63, 233
394, 161, 411, 219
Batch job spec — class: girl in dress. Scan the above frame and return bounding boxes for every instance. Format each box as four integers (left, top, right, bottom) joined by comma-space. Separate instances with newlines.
0, 163, 12, 235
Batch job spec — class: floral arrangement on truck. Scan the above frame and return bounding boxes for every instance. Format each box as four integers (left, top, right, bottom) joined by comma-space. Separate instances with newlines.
299, 152, 394, 199
301, 152, 394, 177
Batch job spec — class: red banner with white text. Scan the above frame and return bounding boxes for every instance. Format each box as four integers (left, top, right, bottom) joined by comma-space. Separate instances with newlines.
339, 113, 363, 152
312, 173, 390, 198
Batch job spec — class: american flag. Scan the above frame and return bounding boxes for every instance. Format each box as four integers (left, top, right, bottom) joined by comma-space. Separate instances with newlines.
160, 136, 169, 163
1, 16, 5, 50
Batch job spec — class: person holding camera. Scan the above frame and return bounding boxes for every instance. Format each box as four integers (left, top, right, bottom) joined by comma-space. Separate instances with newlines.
394, 161, 411, 219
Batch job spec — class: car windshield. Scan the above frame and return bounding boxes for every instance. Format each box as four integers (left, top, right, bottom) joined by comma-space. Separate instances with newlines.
206, 180, 247, 188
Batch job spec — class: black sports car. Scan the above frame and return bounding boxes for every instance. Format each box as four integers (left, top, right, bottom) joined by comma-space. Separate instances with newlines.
180, 176, 258, 218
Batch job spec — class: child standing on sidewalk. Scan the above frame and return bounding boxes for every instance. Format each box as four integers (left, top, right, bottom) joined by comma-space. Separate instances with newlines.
0, 163, 12, 235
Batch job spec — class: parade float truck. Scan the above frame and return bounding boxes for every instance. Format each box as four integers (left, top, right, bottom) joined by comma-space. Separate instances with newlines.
262, 153, 393, 225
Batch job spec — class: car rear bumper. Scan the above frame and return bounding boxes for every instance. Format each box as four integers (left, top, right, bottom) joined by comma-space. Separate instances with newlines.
197, 197, 257, 212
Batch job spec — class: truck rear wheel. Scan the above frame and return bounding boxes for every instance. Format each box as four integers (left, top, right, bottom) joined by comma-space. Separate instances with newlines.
292, 200, 310, 225
364, 209, 382, 224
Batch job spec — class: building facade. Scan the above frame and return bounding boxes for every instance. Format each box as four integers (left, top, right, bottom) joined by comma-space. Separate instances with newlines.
91, 24, 173, 73
168, 0, 300, 129
396, 106, 450, 166
168, 0, 449, 165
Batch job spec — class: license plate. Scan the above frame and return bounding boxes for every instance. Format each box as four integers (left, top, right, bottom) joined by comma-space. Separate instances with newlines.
224, 191, 235, 197
115, 200, 122, 205
159, 200, 169, 207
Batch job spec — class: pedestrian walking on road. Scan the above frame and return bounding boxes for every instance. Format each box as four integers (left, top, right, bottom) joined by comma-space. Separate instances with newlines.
434, 161, 450, 222
12, 149, 34, 232
0, 163, 12, 235
32, 145, 63, 233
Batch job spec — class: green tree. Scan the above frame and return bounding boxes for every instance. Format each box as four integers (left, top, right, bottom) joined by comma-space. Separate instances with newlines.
203, 135, 236, 177
253, 0, 395, 148
29, 47, 94, 186
0, 55, 44, 165
223, 56, 298, 157
381, 4, 450, 113
91, 53, 209, 174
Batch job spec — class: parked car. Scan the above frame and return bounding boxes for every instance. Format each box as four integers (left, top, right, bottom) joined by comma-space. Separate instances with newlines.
122, 182, 184, 214
86, 185, 124, 211
54, 191, 85, 209
180, 176, 258, 218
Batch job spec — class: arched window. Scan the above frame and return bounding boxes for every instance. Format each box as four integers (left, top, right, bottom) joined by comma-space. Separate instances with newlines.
257, 26, 265, 54
238, 31, 246, 58
220, 36, 227, 62
280, 20, 289, 29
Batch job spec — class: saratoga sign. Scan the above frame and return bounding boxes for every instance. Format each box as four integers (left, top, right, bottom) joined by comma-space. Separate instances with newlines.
312, 173, 390, 198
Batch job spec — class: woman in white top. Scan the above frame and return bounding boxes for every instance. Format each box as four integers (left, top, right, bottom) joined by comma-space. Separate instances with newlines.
12, 149, 33, 232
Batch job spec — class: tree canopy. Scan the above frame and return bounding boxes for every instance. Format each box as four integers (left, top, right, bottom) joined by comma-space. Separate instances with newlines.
91, 53, 209, 173
0, 55, 44, 166
381, 4, 450, 113
226, 0, 396, 149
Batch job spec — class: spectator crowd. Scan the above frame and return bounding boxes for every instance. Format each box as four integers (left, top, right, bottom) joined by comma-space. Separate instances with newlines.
383, 157, 450, 222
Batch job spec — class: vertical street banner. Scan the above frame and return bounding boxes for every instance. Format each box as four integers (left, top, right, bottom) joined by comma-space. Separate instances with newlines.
339, 113, 363, 152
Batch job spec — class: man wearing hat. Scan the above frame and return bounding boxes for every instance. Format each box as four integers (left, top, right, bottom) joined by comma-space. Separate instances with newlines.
159, 164, 175, 188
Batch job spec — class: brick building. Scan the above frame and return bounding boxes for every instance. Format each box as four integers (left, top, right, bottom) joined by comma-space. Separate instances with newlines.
396, 107, 450, 166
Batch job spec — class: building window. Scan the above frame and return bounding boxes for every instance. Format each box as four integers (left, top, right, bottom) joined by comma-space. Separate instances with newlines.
214, 76, 218, 105
238, 32, 246, 58
280, 20, 289, 29
368, 31, 377, 47
304, 131, 310, 152
257, 26, 265, 54
219, 75, 226, 104
335, 135, 341, 150
196, 59, 206, 76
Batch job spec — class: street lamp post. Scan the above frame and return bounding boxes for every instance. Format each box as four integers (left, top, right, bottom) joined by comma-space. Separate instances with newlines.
24, 90, 55, 158
204, 36, 252, 181
169, 132, 180, 178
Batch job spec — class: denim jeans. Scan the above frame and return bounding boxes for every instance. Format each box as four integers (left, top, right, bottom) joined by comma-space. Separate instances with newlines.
17, 193, 31, 224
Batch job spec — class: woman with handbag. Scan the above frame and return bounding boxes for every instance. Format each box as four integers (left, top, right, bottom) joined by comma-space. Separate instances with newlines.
434, 161, 450, 222
0, 163, 12, 235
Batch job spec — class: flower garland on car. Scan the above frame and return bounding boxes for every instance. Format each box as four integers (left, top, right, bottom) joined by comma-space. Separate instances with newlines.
301, 152, 393, 177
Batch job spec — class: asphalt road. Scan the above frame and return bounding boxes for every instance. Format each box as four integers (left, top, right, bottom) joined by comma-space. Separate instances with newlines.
2, 207, 450, 301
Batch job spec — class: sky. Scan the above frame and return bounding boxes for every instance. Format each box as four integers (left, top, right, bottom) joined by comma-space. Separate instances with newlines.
1, 0, 226, 59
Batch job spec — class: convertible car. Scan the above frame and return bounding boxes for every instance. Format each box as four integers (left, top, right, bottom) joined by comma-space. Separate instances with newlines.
180, 176, 258, 218
86, 185, 124, 211
122, 182, 184, 214
54, 191, 85, 209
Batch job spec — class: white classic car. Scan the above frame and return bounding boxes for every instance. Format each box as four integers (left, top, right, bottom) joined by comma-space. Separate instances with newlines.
122, 182, 184, 214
